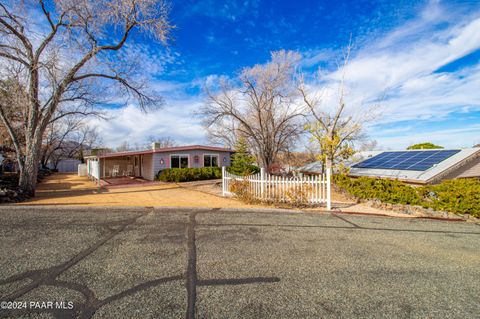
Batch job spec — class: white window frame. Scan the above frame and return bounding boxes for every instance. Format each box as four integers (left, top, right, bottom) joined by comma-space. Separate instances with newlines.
203, 154, 219, 167
170, 154, 189, 168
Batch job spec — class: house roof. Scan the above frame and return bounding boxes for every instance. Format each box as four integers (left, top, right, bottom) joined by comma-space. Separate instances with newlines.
88, 145, 234, 159
348, 148, 480, 183
298, 161, 324, 174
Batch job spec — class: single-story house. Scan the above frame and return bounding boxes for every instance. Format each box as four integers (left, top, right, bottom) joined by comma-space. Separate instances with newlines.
85, 143, 233, 181
349, 148, 480, 184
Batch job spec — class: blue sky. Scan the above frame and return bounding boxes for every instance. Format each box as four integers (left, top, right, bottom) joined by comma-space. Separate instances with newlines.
87, 0, 480, 150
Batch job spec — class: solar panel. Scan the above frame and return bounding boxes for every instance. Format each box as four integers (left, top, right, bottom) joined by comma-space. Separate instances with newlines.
352, 150, 461, 171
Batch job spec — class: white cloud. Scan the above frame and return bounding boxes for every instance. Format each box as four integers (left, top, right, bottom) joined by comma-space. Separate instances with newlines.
307, 4, 480, 149
88, 100, 207, 148
373, 124, 480, 149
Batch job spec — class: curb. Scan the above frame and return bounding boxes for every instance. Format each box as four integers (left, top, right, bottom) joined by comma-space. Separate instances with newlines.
335, 210, 467, 222
0, 205, 476, 224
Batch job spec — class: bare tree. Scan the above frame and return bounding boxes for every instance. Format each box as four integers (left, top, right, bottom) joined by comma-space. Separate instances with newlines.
201, 51, 306, 172
206, 117, 240, 149
115, 141, 133, 152
0, 78, 27, 148
145, 136, 177, 149
41, 117, 99, 169
300, 45, 377, 170
359, 139, 379, 152
0, 0, 173, 195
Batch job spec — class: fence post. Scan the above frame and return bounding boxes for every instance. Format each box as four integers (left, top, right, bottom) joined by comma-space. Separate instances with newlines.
222, 166, 226, 196
260, 167, 265, 199
326, 167, 331, 210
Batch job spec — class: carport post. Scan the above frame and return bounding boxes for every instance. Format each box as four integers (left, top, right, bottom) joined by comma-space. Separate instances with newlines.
97, 159, 101, 191
326, 167, 331, 210
222, 166, 226, 196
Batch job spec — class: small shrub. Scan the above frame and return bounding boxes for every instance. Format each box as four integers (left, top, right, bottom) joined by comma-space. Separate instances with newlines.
229, 179, 257, 204
229, 179, 314, 208
156, 167, 222, 182
284, 183, 313, 207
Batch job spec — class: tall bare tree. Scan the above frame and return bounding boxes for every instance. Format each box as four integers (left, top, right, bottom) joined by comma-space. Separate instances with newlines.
300, 45, 377, 170
0, 0, 173, 195
206, 117, 240, 149
201, 51, 306, 172
41, 116, 99, 169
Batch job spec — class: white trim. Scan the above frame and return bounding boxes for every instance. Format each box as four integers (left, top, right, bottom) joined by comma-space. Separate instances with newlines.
169, 154, 190, 168
203, 153, 219, 167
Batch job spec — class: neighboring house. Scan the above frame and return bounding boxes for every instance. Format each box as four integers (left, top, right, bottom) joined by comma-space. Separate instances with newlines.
47, 159, 82, 173
86, 143, 233, 181
349, 148, 480, 184
297, 161, 324, 175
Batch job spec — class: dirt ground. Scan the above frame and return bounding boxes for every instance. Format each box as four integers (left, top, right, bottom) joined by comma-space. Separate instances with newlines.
19, 174, 406, 218
20, 174, 259, 208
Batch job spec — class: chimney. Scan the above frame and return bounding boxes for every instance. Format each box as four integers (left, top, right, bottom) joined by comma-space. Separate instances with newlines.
152, 142, 161, 150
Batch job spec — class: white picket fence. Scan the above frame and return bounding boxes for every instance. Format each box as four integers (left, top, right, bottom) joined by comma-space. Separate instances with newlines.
222, 167, 331, 209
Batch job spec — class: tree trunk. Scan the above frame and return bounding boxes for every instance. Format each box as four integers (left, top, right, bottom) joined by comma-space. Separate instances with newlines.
326, 130, 334, 170
18, 143, 41, 197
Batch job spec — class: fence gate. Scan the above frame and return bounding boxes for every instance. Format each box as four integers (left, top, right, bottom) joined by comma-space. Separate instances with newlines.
222, 167, 331, 210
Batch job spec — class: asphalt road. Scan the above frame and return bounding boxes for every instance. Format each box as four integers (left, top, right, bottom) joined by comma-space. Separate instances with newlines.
0, 206, 479, 318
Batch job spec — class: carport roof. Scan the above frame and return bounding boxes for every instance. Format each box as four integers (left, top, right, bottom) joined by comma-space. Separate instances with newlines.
87, 145, 234, 159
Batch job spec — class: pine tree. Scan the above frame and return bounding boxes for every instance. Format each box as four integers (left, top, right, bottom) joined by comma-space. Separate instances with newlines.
229, 138, 259, 175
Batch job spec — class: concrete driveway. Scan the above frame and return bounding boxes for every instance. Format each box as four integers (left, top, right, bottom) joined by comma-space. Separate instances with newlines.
0, 206, 479, 318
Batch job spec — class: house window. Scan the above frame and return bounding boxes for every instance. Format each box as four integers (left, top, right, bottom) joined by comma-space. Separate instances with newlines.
171, 155, 189, 168
203, 155, 218, 167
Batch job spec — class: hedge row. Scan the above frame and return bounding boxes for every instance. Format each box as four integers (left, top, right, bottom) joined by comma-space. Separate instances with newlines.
334, 175, 480, 218
156, 167, 222, 182
422, 179, 480, 217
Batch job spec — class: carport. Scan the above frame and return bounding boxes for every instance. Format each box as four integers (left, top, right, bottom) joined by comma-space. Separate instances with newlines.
85, 151, 154, 184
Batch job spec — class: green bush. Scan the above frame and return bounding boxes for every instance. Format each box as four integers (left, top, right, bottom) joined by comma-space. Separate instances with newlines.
420, 179, 480, 217
334, 175, 480, 217
334, 175, 421, 205
156, 167, 222, 182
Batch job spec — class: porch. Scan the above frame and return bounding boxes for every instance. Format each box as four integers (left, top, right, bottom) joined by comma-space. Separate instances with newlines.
86, 152, 154, 183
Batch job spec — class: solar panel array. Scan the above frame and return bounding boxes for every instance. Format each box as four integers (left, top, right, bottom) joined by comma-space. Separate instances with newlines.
352, 150, 461, 171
